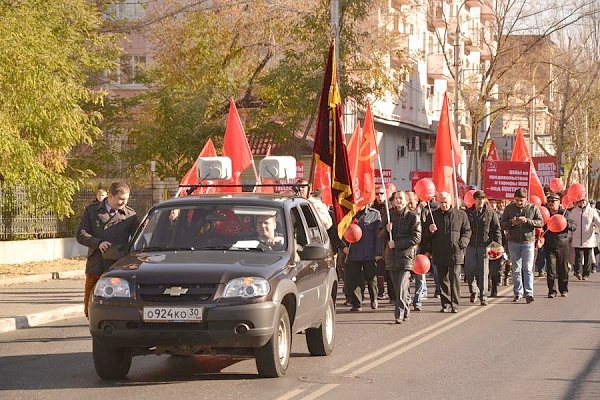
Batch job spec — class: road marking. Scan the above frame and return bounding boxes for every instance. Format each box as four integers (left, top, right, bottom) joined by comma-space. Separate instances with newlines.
275, 285, 515, 400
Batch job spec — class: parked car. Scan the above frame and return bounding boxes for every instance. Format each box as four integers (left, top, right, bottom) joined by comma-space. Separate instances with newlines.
89, 193, 337, 379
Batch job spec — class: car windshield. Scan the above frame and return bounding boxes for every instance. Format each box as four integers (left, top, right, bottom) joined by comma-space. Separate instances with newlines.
131, 204, 287, 252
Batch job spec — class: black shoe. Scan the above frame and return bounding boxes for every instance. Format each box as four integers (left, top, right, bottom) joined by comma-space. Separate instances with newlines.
395, 318, 402, 324
582, 276, 589, 281
561, 292, 568, 297
481, 299, 488, 306
526, 295, 534, 304
440, 305, 451, 313
350, 306, 362, 312
513, 295, 522, 302
413, 305, 422, 312
548, 292, 557, 298
451, 307, 458, 313
574, 273, 582, 280
470, 293, 477, 303
434, 290, 441, 298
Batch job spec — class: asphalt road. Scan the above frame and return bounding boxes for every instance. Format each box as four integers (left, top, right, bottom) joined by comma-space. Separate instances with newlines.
0, 275, 599, 400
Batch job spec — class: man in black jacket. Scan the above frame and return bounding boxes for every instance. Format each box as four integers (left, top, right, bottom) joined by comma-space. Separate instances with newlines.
500, 188, 544, 303
465, 190, 502, 306
544, 193, 575, 297
382, 191, 421, 323
426, 192, 471, 313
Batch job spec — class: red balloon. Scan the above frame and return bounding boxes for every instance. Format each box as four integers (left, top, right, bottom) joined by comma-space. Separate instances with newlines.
464, 189, 476, 208
343, 223, 362, 243
529, 195, 542, 206
567, 183, 586, 202
384, 183, 397, 196
549, 178, 564, 193
414, 178, 436, 202
547, 214, 567, 233
538, 206, 551, 223
414, 254, 431, 274
561, 194, 573, 209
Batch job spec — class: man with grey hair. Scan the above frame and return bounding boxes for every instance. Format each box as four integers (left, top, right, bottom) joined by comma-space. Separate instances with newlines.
426, 192, 471, 313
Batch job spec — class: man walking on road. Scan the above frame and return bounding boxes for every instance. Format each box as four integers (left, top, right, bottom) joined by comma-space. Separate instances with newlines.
500, 188, 544, 303
76, 181, 139, 317
426, 192, 471, 313
543, 193, 575, 297
465, 190, 502, 306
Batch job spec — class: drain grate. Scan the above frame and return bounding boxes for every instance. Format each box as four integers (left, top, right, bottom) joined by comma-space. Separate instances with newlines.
298, 375, 372, 385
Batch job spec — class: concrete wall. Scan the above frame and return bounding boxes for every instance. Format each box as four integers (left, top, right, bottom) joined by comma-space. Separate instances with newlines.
0, 238, 87, 264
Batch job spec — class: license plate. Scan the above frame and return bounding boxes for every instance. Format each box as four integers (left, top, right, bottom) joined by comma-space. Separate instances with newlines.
143, 307, 203, 322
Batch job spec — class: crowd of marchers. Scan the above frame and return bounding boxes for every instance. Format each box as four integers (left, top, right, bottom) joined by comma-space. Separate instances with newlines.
333, 185, 600, 325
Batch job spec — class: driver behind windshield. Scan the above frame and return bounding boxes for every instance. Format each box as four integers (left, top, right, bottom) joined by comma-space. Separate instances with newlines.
256, 215, 285, 251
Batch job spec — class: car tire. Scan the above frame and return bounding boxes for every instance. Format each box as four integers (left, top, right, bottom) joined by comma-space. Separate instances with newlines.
255, 306, 291, 377
92, 339, 132, 379
306, 296, 335, 356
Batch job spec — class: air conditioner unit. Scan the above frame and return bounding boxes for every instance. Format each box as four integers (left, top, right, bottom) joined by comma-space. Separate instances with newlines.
409, 136, 420, 151
197, 157, 232, 180
259, 156, 297, 180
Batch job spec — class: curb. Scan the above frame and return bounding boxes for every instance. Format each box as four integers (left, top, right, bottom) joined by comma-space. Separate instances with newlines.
0, 304, 84, 333
0, 269, 85, 287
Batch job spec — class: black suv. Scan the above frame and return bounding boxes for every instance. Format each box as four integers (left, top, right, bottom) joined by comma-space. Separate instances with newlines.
89, 193, 337, 378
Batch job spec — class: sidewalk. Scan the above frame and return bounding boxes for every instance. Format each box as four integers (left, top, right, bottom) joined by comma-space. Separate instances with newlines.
0, 271, 85, 333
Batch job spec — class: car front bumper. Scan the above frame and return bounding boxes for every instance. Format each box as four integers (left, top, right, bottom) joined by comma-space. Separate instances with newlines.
89, 300, 278, 349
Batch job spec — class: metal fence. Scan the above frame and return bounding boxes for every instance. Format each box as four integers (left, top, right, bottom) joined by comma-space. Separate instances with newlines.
0, 186, 155, 241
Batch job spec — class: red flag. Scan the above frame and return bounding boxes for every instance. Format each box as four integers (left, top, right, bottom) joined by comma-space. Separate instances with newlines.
176, 138, 217, 197
313, 43, 356, 237
486, 139, 499, 161
432, 92, 461, 199
510, 128, 546, 203
220, 98, 254, 193
313, 159, 332, 205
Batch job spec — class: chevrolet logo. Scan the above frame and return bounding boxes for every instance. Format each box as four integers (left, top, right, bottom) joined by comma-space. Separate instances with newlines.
163, 287, 189, 296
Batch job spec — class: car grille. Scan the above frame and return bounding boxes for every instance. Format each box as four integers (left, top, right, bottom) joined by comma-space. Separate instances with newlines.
137, 283, 219, 303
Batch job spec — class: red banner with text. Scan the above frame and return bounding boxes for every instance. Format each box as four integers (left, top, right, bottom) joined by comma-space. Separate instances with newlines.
483, 160, 531, 199
532, 156, 557, 186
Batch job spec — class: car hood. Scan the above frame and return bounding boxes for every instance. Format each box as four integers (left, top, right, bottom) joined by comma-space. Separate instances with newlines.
107, 251, 289, 284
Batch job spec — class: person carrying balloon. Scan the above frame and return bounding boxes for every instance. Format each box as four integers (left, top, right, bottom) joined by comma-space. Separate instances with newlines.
464, 190, 502, 305
381, 191, 422, 323
425, 192, 471, 313
543, 193, 575, 297
343, 205, 383, 311
567, 188, 600, 280
500, 188, 544, 303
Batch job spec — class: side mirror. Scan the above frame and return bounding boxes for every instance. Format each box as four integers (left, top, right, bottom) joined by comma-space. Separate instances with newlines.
299, 243, 328, 260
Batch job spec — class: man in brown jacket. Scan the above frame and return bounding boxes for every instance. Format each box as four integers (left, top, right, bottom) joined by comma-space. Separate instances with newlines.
77, 181, 140, 317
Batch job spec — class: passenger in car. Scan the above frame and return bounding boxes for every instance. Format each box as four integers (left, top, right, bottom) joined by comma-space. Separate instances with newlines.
256, 214, 285, 251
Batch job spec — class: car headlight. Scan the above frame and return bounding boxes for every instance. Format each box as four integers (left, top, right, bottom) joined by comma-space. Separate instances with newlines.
223, 277, 270, 298
93, 277, 131, 298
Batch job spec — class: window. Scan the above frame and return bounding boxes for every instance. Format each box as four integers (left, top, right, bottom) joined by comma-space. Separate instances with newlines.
106, 1, 145, 21
110, 55, 146, 85
300, 204, 324, 243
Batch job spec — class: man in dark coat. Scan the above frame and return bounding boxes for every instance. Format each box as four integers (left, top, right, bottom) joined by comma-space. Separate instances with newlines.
500, 188, 544, 303
382, 191, 421, 324
544, 193, 575, 297
426, 192, 471, 313
465, 190, 502, 306
77, 181, 140, 317
343, 205, 383, 311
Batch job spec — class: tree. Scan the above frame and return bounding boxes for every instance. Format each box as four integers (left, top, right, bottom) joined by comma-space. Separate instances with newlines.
114, 0, 406, 180
0, 0, 119, 217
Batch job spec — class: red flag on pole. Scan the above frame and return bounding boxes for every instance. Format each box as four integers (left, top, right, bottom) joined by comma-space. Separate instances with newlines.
510, 128, 546, 203
176, 138, 217, 197
432, 92, 461, 200
313, 159, 332, 205
313, 42, 356, 238
486, 139, 499, 161
220, 98, 254, 193
347, 103, 379, 209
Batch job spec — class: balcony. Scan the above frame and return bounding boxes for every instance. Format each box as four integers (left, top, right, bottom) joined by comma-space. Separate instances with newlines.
465, 0, 482, 8
427, 53, 452, 80
464, 33, 482, 52
481, 3, 495, 22
427, 3, 449, 31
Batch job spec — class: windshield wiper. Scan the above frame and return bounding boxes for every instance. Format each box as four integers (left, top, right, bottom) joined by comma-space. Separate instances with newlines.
138, 246, 195, 252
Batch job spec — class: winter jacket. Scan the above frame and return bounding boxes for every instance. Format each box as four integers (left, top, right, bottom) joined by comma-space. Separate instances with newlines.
466, 204, 502, 247
569, 204, 600, 248
425, 207, 471, 265
543, 207, 575, 249
346, 206, 383, 261
500, 202, 544, 243
380, 207, 421, 271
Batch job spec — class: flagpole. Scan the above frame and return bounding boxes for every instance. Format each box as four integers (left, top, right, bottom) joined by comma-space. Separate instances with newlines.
450, 142, 460, 207
376, 153, 393, 242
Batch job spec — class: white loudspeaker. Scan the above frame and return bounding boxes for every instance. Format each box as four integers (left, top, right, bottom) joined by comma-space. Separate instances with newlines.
259, 156, 297, 180
197, 157, 232, 180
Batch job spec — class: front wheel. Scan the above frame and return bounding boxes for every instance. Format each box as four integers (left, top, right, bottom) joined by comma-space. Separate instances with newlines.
92, 339, 132, 379
255, 306, 291, 377
306, 296, 335, 356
